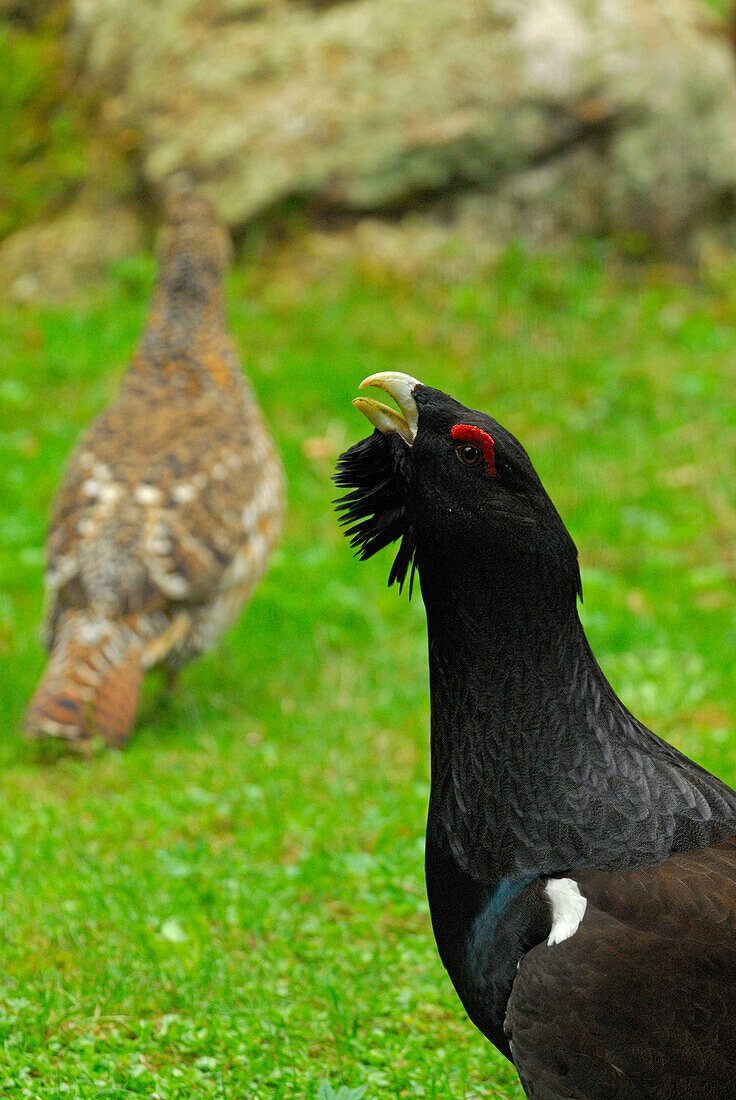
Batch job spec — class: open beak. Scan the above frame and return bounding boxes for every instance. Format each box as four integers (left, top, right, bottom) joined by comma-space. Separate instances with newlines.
352, 372, 420, 446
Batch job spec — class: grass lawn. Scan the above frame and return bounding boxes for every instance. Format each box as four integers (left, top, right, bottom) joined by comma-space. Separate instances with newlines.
1, 238, 736, 1098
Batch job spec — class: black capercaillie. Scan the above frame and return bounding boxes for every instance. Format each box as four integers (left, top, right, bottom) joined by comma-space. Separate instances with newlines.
336, 372, 736, 1099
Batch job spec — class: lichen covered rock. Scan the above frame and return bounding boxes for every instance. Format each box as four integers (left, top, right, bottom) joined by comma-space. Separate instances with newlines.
65, 0, 736, 247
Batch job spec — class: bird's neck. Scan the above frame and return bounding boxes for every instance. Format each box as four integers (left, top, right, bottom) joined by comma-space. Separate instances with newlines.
420, 551, 736, 891
419, 563, 605, 1040
420, 559, 618, 881
128, 276, 241, 396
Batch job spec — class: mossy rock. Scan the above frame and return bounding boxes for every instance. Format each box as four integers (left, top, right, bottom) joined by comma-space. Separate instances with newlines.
68, 0, 736, 248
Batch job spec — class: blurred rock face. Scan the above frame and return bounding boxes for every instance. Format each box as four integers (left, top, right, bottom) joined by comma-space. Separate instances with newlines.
68, 0, 736, 248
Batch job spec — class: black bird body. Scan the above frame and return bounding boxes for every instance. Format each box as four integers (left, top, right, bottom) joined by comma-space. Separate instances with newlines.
335, 375, 736, 1098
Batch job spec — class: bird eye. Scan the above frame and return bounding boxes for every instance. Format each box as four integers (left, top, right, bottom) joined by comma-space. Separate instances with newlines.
455, 443, 483, 467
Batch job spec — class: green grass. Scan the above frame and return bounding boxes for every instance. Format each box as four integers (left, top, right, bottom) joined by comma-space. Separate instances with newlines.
1, 239, 736, 1098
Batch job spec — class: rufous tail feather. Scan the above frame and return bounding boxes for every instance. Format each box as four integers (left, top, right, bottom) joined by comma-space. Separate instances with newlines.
24, 612, 151, 749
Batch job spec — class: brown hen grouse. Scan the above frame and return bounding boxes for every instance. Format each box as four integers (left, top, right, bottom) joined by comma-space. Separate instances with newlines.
25, 189, 284, 750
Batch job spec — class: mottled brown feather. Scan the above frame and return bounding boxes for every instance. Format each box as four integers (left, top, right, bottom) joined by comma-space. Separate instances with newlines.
26, 189, 284, 748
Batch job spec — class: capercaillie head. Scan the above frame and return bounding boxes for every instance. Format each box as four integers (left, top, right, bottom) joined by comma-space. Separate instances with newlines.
335, 373, 581, 609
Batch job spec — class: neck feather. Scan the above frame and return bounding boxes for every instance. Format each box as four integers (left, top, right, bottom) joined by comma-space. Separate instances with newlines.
128, 276, 239, 394
419, 556, 736, 884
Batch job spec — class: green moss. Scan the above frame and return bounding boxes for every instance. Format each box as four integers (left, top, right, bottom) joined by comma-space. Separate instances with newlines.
0, 4, 133, 241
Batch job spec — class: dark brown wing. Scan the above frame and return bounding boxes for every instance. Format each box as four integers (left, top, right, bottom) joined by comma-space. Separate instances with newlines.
505, 840, 736, 1099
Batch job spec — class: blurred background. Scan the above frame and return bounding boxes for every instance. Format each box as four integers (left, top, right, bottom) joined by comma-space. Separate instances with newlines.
1, 1, 735, 1098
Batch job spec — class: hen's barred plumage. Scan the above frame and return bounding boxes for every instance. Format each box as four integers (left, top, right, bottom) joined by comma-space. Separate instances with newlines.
25, 189, 284, 749
336, 373, 736, 1099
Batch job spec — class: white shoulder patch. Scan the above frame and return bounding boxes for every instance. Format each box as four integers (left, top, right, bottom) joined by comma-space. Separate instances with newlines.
545, 877, 587, 946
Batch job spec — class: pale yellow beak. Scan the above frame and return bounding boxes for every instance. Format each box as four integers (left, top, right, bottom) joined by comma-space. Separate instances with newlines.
352, 372, 421, 446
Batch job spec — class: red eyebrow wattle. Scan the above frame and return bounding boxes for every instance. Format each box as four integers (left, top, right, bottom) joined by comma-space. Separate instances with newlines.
451, 424, 497, 476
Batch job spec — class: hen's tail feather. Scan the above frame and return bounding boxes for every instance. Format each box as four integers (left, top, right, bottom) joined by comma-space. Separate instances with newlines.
24, 612, 160, 749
